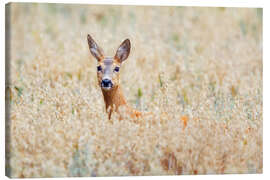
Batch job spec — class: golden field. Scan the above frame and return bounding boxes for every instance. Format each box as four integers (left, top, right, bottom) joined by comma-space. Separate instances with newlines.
5, 3, 262, 177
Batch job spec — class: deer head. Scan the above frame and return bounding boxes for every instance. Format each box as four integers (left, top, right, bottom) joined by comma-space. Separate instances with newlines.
87, 34, 130, 91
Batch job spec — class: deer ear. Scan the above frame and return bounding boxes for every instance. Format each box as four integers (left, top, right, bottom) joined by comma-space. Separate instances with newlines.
87, 34, 104, 61
114, 39, 130, 63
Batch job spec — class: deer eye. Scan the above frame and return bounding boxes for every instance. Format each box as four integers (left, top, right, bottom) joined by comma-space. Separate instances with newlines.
97, 66, 102, 71
114, 67, 120, 72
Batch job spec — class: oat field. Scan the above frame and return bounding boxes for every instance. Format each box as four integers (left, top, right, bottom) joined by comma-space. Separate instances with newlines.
5, 3, 262, 177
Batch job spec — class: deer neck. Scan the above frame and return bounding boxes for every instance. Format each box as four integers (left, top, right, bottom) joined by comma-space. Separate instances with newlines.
102, 85, 127, 116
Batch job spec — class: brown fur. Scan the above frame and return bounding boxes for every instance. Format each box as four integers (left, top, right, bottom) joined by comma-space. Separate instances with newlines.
87, 34, 142, 120
102, 85, 142, 120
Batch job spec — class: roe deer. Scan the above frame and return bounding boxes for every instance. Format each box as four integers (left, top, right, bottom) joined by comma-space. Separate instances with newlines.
87, 34, 142, 120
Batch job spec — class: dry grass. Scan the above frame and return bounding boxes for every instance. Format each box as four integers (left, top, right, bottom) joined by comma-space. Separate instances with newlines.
5, 3, 262, 177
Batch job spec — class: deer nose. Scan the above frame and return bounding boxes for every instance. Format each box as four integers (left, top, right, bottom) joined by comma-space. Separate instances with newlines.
101, 79, 113, 88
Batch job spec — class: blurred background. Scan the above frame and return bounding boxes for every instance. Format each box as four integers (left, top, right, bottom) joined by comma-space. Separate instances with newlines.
6, 3, 262, 177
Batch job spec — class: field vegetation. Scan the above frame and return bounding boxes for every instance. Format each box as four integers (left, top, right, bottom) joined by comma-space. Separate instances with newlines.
6, 3, 262, 177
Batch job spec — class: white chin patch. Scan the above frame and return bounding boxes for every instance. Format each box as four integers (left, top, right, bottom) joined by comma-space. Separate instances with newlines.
102, 86, 112, 91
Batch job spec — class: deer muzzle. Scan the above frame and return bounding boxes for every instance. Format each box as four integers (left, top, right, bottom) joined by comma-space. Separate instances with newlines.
101, 78, 113, 90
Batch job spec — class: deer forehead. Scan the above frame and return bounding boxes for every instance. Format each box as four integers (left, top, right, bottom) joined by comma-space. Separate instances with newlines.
103, 57, 114, 65
101, 57, 120, 67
